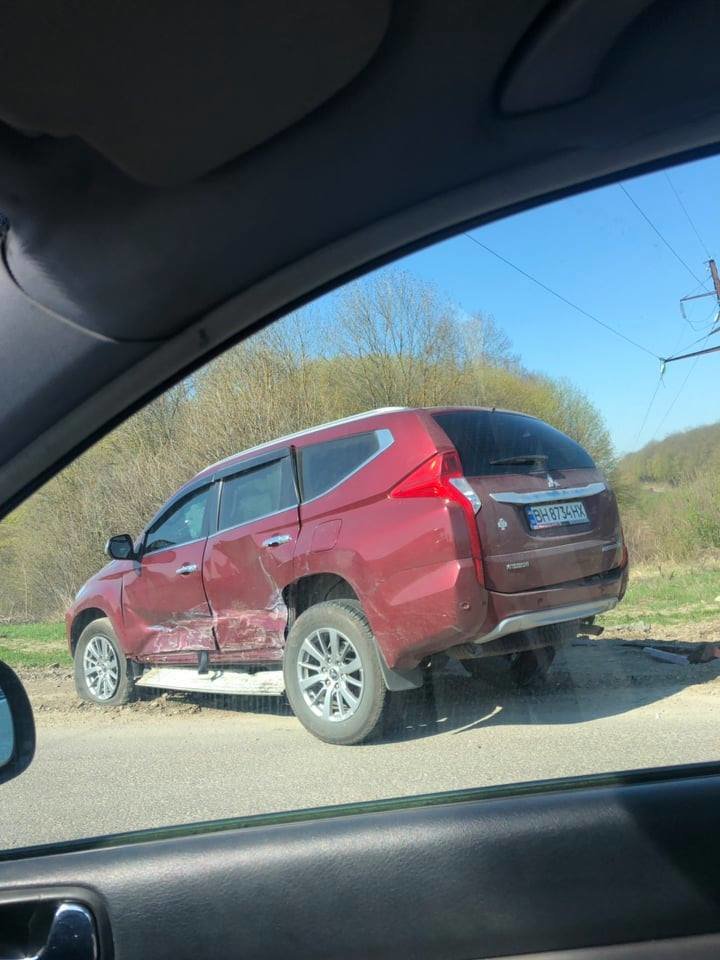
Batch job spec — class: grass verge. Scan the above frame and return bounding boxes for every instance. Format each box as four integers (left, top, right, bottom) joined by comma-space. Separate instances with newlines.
0, 622, 70, 669
600, 562, 720, 630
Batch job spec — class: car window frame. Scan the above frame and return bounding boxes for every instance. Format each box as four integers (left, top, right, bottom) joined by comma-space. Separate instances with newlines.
213, 447, 299, 536
140, 482, 216, 557
297, 428, 394, 503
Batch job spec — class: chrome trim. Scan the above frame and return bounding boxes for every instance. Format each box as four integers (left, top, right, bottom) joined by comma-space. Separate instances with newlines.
143, 535, 207, 558
475, 597, 618, 645
15, 903, 99, 960
176, 563, 198, 574
206, 408, 408, 471
489, 481, 607, 506
300, 428, 395, 504
262, 534, 293, 547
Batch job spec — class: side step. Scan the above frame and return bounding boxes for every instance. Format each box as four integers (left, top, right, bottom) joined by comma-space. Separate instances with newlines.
136, 666, 285, 697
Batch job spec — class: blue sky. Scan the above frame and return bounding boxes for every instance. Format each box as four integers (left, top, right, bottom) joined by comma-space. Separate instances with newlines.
391, 154, 720, 455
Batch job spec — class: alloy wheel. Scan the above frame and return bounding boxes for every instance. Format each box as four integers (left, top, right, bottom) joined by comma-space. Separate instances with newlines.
83, 635, 120, 701
297, 628, 364, 722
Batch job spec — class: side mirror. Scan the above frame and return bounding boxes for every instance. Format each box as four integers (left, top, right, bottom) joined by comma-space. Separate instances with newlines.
105, 533, 136, 560
0, 661, 35, 785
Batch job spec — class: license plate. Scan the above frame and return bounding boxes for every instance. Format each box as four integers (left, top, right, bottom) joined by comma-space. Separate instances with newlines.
526, 501, 589, 530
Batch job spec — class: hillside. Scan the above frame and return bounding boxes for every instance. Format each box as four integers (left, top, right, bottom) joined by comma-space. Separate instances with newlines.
617, 421, 720, 563
620, 421, 720, 486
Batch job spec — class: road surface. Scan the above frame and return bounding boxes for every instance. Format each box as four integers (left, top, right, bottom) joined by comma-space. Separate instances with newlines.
1, 640, 719, 850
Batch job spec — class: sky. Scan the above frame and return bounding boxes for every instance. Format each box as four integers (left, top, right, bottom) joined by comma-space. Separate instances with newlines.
379, 154, 720, 455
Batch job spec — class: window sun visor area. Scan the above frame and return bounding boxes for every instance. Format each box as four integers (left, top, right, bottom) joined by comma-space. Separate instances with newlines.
0, 0, 391, 186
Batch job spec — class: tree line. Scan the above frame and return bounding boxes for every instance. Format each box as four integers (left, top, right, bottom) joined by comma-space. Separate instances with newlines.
0, 270, 615, 620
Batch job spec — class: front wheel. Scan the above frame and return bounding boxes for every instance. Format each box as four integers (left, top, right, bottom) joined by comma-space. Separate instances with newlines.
74, 618, 136, 706
283, 600, 387, 745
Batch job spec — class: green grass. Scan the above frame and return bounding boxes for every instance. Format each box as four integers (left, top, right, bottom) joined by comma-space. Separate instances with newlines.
600, 564, 720, 630
0, 621, 70, 669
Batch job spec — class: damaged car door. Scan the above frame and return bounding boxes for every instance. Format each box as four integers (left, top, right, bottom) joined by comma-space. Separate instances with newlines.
203, 450, 299, 660
122, 483, 217, 659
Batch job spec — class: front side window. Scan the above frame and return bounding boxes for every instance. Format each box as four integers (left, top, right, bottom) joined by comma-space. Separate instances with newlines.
144, 486, 210, 554
299, 431, 381, 500
218, 457, 296, 529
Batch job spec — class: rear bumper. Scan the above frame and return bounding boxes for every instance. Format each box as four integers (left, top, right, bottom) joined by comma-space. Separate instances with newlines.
475, 596, 617, 645
368, 559, 627, 670
475, 564, 627, 646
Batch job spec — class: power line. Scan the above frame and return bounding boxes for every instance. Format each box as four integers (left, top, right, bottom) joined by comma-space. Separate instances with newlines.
651, 358, 699, 440
462, 233, 660, 360
635, 372, 664, 443
619, 182, 709, 289
664, 172, 712, 260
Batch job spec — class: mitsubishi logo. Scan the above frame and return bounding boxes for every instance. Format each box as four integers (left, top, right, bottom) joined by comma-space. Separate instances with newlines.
546, 475, 560, 489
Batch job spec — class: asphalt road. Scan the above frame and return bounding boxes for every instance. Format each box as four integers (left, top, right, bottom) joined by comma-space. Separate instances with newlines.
2, 645, 719, 850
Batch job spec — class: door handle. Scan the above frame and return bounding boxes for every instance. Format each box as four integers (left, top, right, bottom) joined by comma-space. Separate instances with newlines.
176, 563, 198, 575
2, 902, 98, 960
262, 534, 293, 548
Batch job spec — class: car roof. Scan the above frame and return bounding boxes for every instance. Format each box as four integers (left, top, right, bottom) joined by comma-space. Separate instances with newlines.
2, 2, 719, 512
189, 405, 544, 486
194, 407, 411, 481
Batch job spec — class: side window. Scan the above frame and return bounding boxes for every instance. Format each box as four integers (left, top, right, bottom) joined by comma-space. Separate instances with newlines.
144, 486, 210, 554
219, 456, 297, 530
299, 431, 381, 500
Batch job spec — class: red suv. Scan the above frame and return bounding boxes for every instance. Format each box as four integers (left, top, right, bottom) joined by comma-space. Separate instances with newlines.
66, 407, 628, 743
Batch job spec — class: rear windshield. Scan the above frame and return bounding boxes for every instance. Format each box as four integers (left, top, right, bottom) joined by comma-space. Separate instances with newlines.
433, 410, 595, 476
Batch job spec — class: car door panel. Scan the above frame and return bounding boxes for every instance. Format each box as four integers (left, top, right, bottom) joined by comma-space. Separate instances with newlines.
120, 485, 216, 658
121, 540, 216, 659
203, 508, 299, 659
203, 453, 299, 660
1, 770, 720, 960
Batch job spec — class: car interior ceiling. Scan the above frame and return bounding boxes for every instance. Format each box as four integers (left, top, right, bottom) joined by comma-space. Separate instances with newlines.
3, 2, 720, 960
3, 0, 720, 511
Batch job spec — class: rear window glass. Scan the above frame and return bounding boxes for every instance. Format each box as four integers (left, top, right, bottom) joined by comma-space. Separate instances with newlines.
299, 431, 380, 500
433, 410, 595, 476
219, 457, 296, 529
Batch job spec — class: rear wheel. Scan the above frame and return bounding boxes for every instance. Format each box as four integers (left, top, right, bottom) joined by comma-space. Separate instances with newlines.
509, 646, 556, 686
463, 620, 578, 687
463, 645, 557, 686
283, 600, 387, 745
74, 618, 136, 706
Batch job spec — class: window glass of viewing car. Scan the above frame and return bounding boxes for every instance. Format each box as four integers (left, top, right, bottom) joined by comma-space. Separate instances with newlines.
433, 410, 595, 477
219, 456, 297, 530
299, 431, 380, 500
144, 486, 210, 554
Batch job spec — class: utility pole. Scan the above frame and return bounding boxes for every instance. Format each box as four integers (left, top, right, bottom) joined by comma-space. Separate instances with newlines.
679, 258, 720, 316
665, 259, 720, 365
710, 258, 720, 302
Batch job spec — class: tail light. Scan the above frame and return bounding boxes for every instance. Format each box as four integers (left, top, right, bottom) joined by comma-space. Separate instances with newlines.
390, 451, 484, 583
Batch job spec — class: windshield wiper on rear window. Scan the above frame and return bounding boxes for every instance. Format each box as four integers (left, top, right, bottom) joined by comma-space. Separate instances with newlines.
490, 454, 548, 465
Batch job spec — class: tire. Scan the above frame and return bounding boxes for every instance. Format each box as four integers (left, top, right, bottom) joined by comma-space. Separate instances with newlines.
74, 618, 136, 706
509, 646, 556, 687
283, 600, 387, 745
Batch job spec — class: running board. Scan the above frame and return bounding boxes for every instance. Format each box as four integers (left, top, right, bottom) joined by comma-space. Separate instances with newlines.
136, 666, 285, 697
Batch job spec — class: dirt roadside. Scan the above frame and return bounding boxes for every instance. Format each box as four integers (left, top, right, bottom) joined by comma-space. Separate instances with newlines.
16, 619, 720, 729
